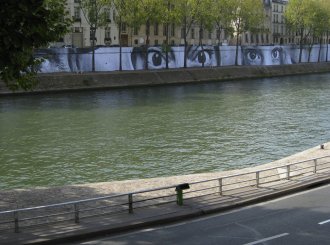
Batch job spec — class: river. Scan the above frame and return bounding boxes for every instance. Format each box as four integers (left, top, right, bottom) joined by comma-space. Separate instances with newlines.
1, 73, 329, 189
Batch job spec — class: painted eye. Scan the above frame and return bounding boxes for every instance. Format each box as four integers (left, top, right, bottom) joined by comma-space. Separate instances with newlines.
196, 50, 211, 64
197, 51, 206, 63
272, 48, 282, 60
152, 52, 162, 67
148, 50, 166, 68
245, 49, 262, 65
247, 51, 260, 61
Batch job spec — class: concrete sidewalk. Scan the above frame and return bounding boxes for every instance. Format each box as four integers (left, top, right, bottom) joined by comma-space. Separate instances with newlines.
1, 143, 330, 244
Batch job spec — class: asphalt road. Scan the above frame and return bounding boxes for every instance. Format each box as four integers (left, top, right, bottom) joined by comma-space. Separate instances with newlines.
76, 184, 330, 245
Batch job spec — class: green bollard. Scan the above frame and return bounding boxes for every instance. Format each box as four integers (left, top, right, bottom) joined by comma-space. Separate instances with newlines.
175, 183, 190, 206
176, 189, 183, 206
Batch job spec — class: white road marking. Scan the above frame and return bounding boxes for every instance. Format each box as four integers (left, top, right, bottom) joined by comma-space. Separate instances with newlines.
79, 184, 330, 243
242, 233, 289, 245
319, 219, 330, 225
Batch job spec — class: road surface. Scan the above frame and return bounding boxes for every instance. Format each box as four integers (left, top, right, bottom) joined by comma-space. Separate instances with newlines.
76, 184, 330, 245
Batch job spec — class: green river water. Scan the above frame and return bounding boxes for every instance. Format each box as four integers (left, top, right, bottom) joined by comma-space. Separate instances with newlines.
0, 73, 330, 189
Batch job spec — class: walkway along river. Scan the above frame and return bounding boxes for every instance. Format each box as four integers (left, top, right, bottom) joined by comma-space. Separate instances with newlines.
0, 73, 330, 189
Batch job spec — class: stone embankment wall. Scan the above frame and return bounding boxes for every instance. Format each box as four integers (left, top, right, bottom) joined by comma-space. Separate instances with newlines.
1, 63, 330, 94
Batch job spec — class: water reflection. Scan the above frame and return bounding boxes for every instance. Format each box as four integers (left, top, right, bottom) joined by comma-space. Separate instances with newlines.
0, 73, 330, 189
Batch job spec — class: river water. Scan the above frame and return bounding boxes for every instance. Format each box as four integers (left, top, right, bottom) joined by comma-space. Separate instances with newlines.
1, 73, 330, 189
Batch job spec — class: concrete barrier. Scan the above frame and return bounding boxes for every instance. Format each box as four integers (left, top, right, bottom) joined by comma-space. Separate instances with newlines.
1, 63, 330, 94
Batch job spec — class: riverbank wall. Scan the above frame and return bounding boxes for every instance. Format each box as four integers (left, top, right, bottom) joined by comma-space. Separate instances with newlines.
1, 63, 330, 94
0, 143, 329, 210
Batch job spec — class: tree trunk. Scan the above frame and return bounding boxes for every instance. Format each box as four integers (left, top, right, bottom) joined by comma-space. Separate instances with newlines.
92, 28, 96, 72
166, 22, 169, 69
308, 37, 313, 63
119, 17, 122, 71
327, 31, 329, 62
145, 20, 150, 70
199, 23, 205, 67
299, 28, 304, 63
184, 17, 187, 68
235, 23, 240, 66
318, 37, 322, 63
165, 0, 170, 69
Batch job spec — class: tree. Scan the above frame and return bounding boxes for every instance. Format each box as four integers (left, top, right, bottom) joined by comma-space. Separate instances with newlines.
212, 0, 235, 46
0, 0, 71, 90
318, 0, 330, 62
137, 0, 164, 70
176, 0, 199, 68
304, 1, 328, 62
285, 0, 314, 63
79, 0, 109, 72
111, 0, 141, 71
159, 0, 181, 69
231, 0, 266, 66
193, 0, 214, 67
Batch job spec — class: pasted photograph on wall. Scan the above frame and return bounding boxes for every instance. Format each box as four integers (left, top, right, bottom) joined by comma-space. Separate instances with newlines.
34, 45, 330, 73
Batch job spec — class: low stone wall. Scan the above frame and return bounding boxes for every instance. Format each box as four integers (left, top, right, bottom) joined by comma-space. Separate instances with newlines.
1, 63, 330, 94
0, 143, 329, 210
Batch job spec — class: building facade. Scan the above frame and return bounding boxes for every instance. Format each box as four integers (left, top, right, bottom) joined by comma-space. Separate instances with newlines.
58, 0, 295, 48
59, 0, 119, 48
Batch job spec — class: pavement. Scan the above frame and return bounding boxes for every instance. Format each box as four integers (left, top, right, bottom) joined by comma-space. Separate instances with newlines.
1, 143, 330, 245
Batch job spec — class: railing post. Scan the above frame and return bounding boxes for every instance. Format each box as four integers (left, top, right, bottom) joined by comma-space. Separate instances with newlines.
175, 184, 190, 206
128, 194, 133, 214
314, 159, 318, 173
256, 171, 260, 187
287, 165, 291, 180
74, 203, 79, 224
14, 211, 19, 233
218, 178, 223, 195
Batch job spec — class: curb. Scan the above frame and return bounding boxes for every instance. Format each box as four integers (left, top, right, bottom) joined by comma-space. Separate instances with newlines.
21, 175, 330, 245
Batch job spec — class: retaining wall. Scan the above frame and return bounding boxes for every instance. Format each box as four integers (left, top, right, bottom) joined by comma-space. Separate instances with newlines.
1, 63, 330, 94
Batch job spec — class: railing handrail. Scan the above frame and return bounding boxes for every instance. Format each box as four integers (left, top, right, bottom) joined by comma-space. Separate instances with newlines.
1, 154, 329, 215
189, 155, 330, 186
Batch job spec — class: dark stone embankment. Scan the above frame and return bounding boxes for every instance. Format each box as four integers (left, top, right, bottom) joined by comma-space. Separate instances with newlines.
1, 63, 330, 94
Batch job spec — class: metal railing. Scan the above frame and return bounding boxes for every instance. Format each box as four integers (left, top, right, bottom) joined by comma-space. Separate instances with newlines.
1, 155, 330, 233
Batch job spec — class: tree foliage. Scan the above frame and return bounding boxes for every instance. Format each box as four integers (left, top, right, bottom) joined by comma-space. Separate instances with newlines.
176, 0, 199, 68
136, 0, 164, 69
230, 0, 266, 65
212, 0, 236, 45
80, 0, 109, 72
0, 0, 71, 90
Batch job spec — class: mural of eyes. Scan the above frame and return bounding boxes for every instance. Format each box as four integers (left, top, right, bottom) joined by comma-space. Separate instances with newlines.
148, 49, 166, 69
244, 49, 263, 65
271, 47, 283, 65
188, 48, 213, 67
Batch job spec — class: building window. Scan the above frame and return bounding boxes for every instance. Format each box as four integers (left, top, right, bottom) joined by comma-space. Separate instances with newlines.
171, 23, 175, 37
155, 39, 159, 45
134, 39, 138, 45
154, 23, 159, 36
104, 8, 111, 22
105, 27, 111, 39
163, 24, 168, 36
73, 27, 82, 33
200, 28, 204, 39
74, 7, 80, 21
191, 28, 195, 39
121, 23, 127, 33
181, 28, 185, 38
171, 40, 175, 45
133, 26, 139, 35
113, 10, 116, 22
